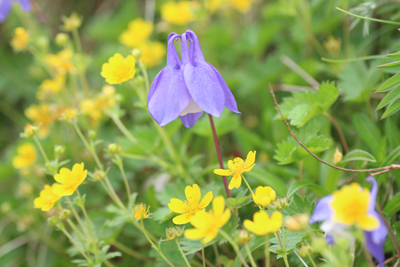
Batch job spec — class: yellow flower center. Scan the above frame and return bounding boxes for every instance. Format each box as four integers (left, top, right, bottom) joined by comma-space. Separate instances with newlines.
228, 158, 245, 174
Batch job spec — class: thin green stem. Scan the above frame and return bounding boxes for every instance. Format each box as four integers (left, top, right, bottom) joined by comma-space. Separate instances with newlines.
76, 190, 98, 262
245, 243, 257, 267
105, 110, 137, 144
219, 230, 250, 267
33, 135, 50, 165
308, 255, 317, 267
337, 7, 400, 26
104, 260, 115, 267
265, 234, 270, 267
66, 196, 90, 240
61, 228, 92, 263
175, 239, 191, 267
281, 227, 290, 267
321, 55, 385, 63
104, 176, 127, 213
116, 162, 132, 209
112, 240, 155, 262
140, 219, 174, 267
201, 241, 206, 267
72, 29, 83, 54
139, 60, 150, 92
66, 219, 90, 256
72, 122, 103, 169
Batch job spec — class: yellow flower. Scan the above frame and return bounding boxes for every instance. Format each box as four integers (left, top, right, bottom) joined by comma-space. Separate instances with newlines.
46, 49, 75, 74
60, 107, 79, 120
34, 184, 62, 212
244, 211, 282, 236
101, 53, 136, 84
10, 27, 29, 52
133, 203, 150, 220
333, 148, 343, 165
213, 151, 256, 189
205, 0, 227, 13
138, 41, 166, 68
80, 85, 117, 124
168, 184, 213, 225
119, 18, 153, 48
252, 186, 276, 207
25, 103, 55, 138
20, 123, 38, 138
161, 1, 197, 25
12, 143, 37, 169
184, 196, 231, 243
36, 75, 65, 100
53, 163, 87, 196
229, 0, 254, 13
331, 183, 379, 231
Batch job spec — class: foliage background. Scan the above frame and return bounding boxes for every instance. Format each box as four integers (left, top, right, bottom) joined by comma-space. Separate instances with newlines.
1, 0, 400, 266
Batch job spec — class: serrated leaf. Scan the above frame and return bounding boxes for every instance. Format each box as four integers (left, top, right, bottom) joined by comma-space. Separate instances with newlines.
376, 84, 400, 110
375, 72, 400, 93
283, 194, 314, 216
341, 149, 376, 163
382, 98, 400, 119
269, 230, 307, 258
377, 61, 400, 72
278, 81, 339, 127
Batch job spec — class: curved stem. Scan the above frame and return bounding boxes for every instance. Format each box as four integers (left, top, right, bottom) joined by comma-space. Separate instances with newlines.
219, 230, 249, 267
66, 196, 90, 240
324, 112, 349, 154
336, 7, 400, 26
245, 243, 257, 267
321, 55, 385, 63
175, 239, 191, 267
116, 162, 132, 209
201, 241, 206, 267
281, 227, 290, 267
61, 228, 92, 264
66, 219, 91, 257
209, 115, 231, 198
269, 84, 400, 175
33, 135, 50, 166
73, 122, 103, 169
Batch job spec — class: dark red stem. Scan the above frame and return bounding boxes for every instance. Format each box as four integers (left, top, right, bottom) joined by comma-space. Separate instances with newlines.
208, 114, 231, 198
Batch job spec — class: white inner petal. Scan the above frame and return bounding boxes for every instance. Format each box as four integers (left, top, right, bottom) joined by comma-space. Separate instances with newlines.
180, 99, 203, 116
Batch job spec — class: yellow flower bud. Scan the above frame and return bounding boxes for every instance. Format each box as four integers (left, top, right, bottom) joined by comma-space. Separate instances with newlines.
20, 123, 38, 138
55, 33, 69, 46
133, 203, 150, 220
59, 209, 72, 220
299, 244, 313, 257
62, 12, 82, 31
333, 148, 343, 165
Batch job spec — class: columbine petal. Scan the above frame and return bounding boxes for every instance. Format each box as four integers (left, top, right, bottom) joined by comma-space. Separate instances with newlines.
199, 191, 213, 209
181, 33, 225, 117
309, 195, 333, 224
179, 111, 204, 128
172, 213, 191, 225
365, 229, 386, 267
18, 0, 32, 11
0, 1, 12, 22
366, 176, 378, 211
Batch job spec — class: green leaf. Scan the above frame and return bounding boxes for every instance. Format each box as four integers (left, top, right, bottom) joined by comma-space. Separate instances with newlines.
382, 97, 400, 119
283, 194, 314, 216
269, 230, 307, 259
381, 146, 400, 167
375, 72, 400, 93
377, 61, 400, 72
387, 51, 400, 61
376, 84, 400, 110
339, 61, 380, 102
274, 118, 330, 164
287, 181, 328, 198
324, 167, 342, 193
278, 81, 339, 127
383, 194, 400, 217
341, 149, 376, 163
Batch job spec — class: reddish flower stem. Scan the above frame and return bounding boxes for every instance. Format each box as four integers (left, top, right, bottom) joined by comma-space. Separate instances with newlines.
208, 114, 231, 198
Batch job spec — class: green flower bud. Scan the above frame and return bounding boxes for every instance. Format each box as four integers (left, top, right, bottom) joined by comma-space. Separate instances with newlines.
47, 216, 59, 227
1, 202, 11, 214
108, 143, 121, 155
59, 209, 72, 220
299, 244, 313, 257
131, 49, 142, 57
92, 170, 106, 182
54, 145, 66, 155
88, 130, 97, 140
55, 33, 69, 46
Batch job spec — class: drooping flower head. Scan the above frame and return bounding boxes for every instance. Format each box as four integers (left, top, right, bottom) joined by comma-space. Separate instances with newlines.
213, 151, 256, 189
0, 0, 31, 22
147, 30, 240, 128
244, 211, 282, 236
34, 184, 62, 212
184, 196, 231, 243
310, 177, 387, 267
168, 184, 213, 225
53, 163, 87, 196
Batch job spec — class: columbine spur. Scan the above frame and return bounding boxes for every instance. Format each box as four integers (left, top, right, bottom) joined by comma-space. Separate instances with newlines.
147, 30, 240, 128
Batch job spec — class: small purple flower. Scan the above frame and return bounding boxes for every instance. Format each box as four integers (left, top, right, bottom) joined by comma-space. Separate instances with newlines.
0, 0, 32, 22
310, 176, 387, 267
147, 30, 240, 128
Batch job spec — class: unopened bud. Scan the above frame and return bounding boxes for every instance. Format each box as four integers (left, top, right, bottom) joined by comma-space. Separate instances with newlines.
62, 12, 82, 31
55, 33, 69, 46
115, 94, 123, 103
166, 227, 183, 240
299, 244, 313, 257
271, 197, 290, 210
20, 123, 38, 138
285, 214, 310, 232
93, 170, 106, 182
333, 148, 343, 165
54, 145, 66, 155
108, 143, 121, 155
47, 216, 59, 227
59, 209, 72, 220
88, 130, 97, 140
131, 49, 142, 57
36, 36, 49, 50
236, 230, 253, 245
60, 107, 79, 120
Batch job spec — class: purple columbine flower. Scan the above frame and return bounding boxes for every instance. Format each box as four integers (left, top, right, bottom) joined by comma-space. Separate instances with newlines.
310, 176, 387, 267
0, 0, 32, 22
147, 30, 240, 128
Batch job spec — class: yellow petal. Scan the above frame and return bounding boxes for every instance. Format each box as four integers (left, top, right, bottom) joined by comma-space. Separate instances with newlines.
203, 228, 218, 243
253, 211, 269, 223
184, 229, 206, 240
191, 211, 213, 229
212, 196, 225, 218
357, 214, 380, 231
244, 219, 267, 236
72, 162, 84, 174
269, 212, 283, 232
228, 173, 242, 189
172, 213, 191, 225
217, 209, 231, 228
213, 169, 233, 176
243, 151, 256, 169
33, 197, 43, 209
199, 191, 213, 209
168, 198, 189, 213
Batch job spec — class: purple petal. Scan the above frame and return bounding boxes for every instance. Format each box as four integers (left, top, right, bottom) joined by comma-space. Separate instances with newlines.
166, 34, 181, 67
208, 64, 240, 113
369, 210, 388, 244
365, 229, 386, 267
17, 0, 31, 11
366, 176, 378, 211
147, 67, 191, 126
179, 112, 203, 128
185, 30, 205, 63
325, 234, 335, 245
0, 0, 12, 22
310, 195, 333, 224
